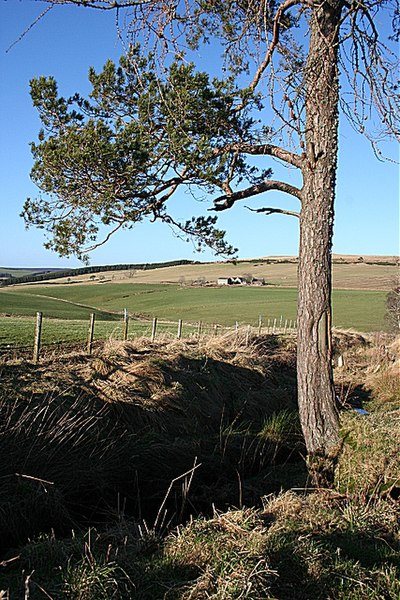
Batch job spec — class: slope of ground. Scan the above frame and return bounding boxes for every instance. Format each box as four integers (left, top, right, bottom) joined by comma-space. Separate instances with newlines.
0, 333, 300, 551
15, 255, 398, 290
0, 332, 398, 599
0, 284, 388, 333
0, 289, 119, 320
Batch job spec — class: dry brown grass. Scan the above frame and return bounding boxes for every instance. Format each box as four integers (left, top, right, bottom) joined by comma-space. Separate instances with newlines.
333, 330, 399, 388
0, 333, 299, 553
165, 507, 274, 598
31, 255, 398, 290
333, 332, 400, 496
1, 332, 400, 599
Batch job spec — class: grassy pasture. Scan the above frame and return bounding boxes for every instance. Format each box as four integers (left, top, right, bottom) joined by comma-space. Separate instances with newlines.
1, 283, 387, 327
1, 284, 300, 325
0, 283, 388, 349
0, 289, 119, 320
0, 316, 201, 348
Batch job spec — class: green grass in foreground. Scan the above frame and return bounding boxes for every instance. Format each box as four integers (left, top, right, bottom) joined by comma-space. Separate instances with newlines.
0, 283, 388, 332
3, 495, 399, 599
0, 317, 202, 348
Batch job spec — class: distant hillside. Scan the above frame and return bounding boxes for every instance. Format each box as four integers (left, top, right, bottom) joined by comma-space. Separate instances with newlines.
0, 260, 196, 287
243, 254, 399, 265
0, 267, 65, 279
7, 254, 398, 291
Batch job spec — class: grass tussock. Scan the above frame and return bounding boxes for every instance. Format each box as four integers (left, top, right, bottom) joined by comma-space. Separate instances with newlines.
337, 406, 400, 495
2, 491, 398, 599
1, 332, 399, 599
0, 334, 299, 553
333, 331, 400, 497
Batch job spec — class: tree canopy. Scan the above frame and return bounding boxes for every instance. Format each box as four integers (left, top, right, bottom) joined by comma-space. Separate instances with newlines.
25, 51, 272, 259
23, 0, 399, 261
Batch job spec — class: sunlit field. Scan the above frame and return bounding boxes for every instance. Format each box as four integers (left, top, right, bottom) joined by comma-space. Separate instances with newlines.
0, 283, 388, 349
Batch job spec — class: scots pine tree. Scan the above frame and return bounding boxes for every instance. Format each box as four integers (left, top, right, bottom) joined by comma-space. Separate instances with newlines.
23, 0, 399, 484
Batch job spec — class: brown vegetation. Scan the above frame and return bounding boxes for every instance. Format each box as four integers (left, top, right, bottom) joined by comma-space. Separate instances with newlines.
27, 255, 399, 290
0, 333, 300, 553
0, 331, 399, 599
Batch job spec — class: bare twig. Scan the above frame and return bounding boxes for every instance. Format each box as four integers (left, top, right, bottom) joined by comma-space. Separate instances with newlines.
6, 6, 53, 53
153, 460, 201, 531
15, 473, 54, 486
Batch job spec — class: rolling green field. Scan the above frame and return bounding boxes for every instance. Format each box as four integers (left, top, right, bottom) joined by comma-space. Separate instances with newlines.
0, 282, 388, 348
0, 289, 120, 320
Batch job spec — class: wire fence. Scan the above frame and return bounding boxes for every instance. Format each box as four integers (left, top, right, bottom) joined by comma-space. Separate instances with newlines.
1, 310, 297, 362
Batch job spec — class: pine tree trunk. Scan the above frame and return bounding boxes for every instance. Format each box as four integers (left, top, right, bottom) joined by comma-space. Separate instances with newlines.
297, 0, 342, 486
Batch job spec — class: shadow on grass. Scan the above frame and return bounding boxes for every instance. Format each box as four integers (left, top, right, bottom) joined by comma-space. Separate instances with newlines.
264, 525, 400, 600
0, 338, 301, 557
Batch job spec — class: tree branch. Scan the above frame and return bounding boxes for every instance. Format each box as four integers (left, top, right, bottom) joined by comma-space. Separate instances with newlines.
211, 179, 302, 212
236, 0, 303, 107
48, 0, 150, 8
6, 6, 53, 53
84, 220, 125, 253
245, 205, 300, 218
231, 142, 303, 169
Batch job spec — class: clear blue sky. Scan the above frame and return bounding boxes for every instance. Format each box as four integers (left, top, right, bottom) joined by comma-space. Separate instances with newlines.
0, 1, 398, 268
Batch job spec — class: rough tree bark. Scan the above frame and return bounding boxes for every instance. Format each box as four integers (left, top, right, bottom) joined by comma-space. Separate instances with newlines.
297, 0, 342, 485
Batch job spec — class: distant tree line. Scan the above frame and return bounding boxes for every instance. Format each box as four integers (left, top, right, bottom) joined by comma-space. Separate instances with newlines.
0, 259, 196, 287
228, 257, 398, 266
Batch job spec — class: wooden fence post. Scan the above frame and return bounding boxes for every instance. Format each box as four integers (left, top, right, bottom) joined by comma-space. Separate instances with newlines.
123, 308, 129, 341
151, 317, 158, 341
177, 319, 183, 339
273, 318, 277, 333
33, 311, 43, 363
258, 315, 262, 335
87, 313, 95, 355
197, 321, 202, 339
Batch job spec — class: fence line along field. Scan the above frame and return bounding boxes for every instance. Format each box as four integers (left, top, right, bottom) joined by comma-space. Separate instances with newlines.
0, 279, 390, 350
1, 255, 396, 349
9, 312, 295, 362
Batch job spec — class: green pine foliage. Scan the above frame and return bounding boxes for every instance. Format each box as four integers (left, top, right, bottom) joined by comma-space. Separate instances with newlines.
23, 46, 273, 260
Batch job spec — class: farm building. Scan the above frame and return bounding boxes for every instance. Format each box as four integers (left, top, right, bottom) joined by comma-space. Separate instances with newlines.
217, 276, 266, 286
217, 277, 248, 285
